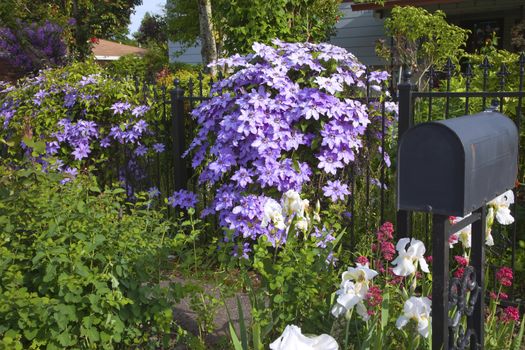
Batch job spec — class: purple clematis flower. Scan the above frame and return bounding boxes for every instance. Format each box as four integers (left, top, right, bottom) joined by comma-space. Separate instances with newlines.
322, 180, 350, 202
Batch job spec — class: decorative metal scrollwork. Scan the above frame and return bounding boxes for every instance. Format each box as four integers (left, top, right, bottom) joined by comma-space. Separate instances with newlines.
448, 266, 481, 350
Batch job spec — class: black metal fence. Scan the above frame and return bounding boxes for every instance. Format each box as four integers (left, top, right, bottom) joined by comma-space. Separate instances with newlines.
125, 54, 523, 349
153, 56, 524, 275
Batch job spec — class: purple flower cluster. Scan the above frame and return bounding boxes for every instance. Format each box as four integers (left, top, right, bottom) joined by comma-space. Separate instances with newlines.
0, 21, 66, 73
0, 99, 16, 128
108, 119, 149, 145
168, 189, 198, 209
322, 180, 350, 202
52, 119, 98, 160
187, 40, 390, 245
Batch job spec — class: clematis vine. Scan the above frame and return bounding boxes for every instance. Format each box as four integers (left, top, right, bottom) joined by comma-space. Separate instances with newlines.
391, 238, 430, 277
269, 324, 338, 350
396, 296, 432, 338
186, 40, 394, 249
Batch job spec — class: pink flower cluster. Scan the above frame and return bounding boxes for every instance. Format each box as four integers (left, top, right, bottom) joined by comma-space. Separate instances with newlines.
489, 291, 509, 300
365, 285, 383, 316
454, 255, 468, 266
500, 306, 520, 323
376, 222, 395, 261
496, 267, 513, 287
356, 256, 369, 265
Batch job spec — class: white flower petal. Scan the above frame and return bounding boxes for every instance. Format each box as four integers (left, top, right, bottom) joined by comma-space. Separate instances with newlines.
397, 297, 431, 338
393, 256, 416, 276
269, 325, 315, 350
311, 334, 339, 350
489, 190, 514, 206
337, 292, 361, 310
495, 207, 514, 225
396, 238, 410, 252
363, 267, 378, 281
409, 239, 426, 256
417, 317, 430, 338
331, 304, 345, 318
270, 325, 339, 350
485, 229, 494, 246
419, 257, 430, 273
356, 302, 370, 321
396, 315, 409, 329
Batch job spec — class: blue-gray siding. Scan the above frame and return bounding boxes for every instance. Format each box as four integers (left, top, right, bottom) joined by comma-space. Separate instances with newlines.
168, 3, 387, 66
168, 41, 202, 65
329, 3, 387, 66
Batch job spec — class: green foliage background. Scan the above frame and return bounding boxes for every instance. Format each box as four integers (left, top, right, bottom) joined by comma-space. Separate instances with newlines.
0, 165, 180, 349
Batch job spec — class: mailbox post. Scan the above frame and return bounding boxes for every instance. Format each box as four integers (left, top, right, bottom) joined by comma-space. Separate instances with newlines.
397, 111, 518, 350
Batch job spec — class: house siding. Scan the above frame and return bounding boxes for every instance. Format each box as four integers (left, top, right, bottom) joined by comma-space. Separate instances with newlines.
330, 3, 388, 66
167, 0, 524, 66
167, 3, 388, 66
168, 41, 202, 65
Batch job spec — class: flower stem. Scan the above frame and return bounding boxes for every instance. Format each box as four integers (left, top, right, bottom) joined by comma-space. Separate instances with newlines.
344, 308, 354, 348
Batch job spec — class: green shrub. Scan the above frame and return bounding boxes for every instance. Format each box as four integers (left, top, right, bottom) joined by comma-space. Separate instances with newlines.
106, 55, 148, 79
0, 164, 179, 349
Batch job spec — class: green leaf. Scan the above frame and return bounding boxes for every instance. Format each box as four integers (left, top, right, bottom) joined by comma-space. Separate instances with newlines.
75, 263, 90, 278
43, 264, 57, 282
23, 327, 38, 340
381, 292, 390, 330
57, 331, 76, 346
83, 326, 100, 343
229, 323, 243, 350
512, 314, 525, 350
236, 296, 248, 350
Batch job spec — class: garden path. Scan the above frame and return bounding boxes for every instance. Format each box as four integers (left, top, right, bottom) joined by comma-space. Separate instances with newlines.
169, 275, 252, 349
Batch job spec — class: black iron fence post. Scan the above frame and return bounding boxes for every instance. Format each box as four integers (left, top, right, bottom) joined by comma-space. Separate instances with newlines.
396, 68, 413, 238
432, 214, 450, 350
470, 206, 486, 349
170, 80, 188, 191
432, 212, 486, 350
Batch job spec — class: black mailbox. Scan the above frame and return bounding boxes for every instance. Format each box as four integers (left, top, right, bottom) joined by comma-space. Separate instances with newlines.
397, 111, 518, 216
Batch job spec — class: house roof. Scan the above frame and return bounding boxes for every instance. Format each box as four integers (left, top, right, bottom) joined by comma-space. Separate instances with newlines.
92, 39, 147, 61
346, 0, 465, 11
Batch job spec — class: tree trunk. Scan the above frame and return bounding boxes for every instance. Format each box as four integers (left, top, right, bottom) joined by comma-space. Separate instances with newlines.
197, 0, 217, 76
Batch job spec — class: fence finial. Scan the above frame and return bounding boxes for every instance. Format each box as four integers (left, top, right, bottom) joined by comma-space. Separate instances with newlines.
497, 63, 509, 90
479, 56, 492, 71
444, 57, 456, 78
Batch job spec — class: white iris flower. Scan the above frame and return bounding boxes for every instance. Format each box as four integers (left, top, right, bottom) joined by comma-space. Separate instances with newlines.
488, 190, 515, 225
281, 190, 308, 217
391, 238, 430, 277
261, 198, 286, 230
396, 296, 432, 338
331, 263, 378, 320
269, 324, 338, 350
